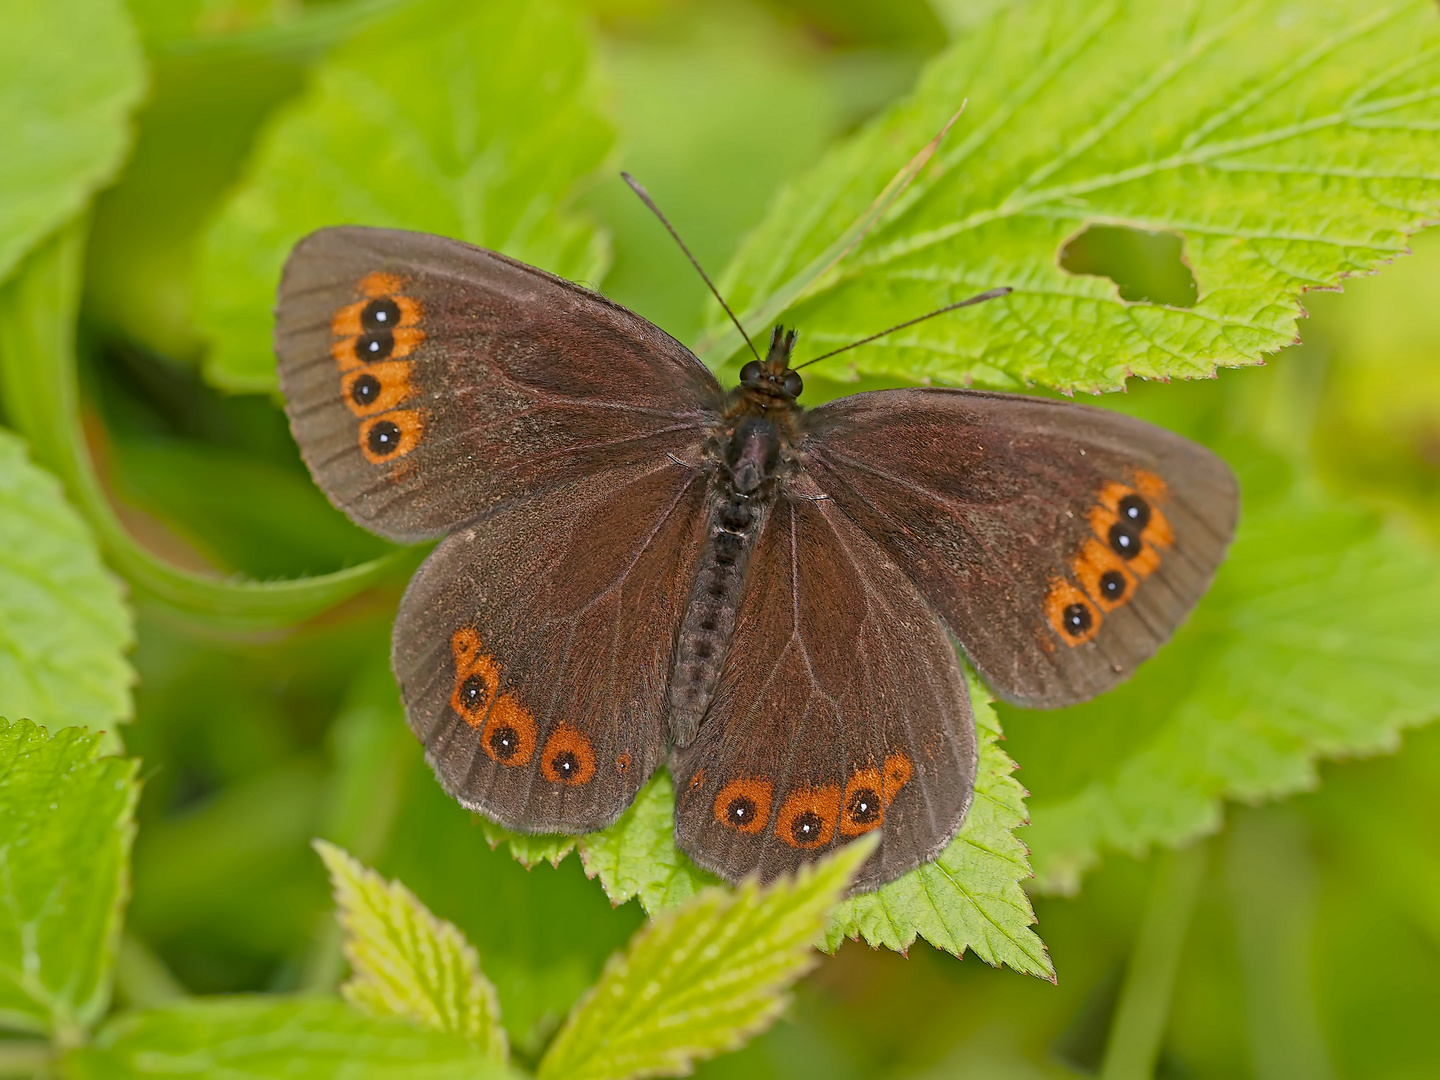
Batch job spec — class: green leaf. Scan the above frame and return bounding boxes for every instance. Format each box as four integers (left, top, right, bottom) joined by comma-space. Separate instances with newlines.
477, 822, 576, 871
0, 0, 145, 284
196, 0, 614, 392
315, 841, 506, 1060
578, 771, 721, 915
824, 679, 1052, 978
0, 222, 414, 631
536, 837, 874, 1080
704, 0, 1440, 392
63, 996, 516, 1080
0, 719, 139, 1043
1012, 445, 1440, 894
0, 428, 133, 732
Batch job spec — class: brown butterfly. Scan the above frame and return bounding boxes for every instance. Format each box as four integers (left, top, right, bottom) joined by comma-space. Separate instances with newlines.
274, 215, 1237, 894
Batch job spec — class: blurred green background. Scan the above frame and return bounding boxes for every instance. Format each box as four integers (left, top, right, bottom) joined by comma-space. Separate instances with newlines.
12, 0, 1440, 1076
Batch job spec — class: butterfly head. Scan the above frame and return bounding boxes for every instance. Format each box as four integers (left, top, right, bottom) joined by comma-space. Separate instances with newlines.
739, 326, 803, 402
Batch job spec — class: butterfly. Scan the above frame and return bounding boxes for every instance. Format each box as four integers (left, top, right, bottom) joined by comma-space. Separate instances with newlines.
274, 222, 1238, 894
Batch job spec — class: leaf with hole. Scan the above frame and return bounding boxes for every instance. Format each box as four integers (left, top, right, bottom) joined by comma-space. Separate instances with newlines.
705, 0, 1440, 393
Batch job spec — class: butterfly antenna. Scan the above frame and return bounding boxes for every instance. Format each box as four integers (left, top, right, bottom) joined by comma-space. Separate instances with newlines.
791, 287, 1013, 372
622, 172, 763, 366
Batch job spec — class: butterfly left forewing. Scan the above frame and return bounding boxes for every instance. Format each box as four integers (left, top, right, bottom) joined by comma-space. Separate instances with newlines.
801, 389, 1239, 709
671, 480, 977, 893
394, 455, 710, 833
275, 226, 722, 542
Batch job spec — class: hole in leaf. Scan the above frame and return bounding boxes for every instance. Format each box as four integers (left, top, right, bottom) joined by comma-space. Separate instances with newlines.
1060, 224, 1199, 307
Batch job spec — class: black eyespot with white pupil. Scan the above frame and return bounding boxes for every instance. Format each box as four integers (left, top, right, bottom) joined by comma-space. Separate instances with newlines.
726, 796, 757, 827
460, 674, 487, 710
1099, 570, 1127, 600
1062, 603, 1092, 636
361, 298, 401, 331
791, 811, 825, 843
488, 726, 518, 761
846, 788, 880, 825
351, 373, 382, 407
1118, 493, 1151, 530
551, 751, 579, 778
355, 330, 394, 363
1108, 522, 1141, 558
368, 420, 402, 457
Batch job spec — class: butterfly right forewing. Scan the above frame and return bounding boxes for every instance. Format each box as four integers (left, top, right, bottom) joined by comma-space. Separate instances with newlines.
802, 389, 1239, 709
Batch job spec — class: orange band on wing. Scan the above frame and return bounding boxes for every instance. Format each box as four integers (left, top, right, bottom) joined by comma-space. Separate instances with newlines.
541, 723, 596, 785
341, 360, 414, 417
714, 777, 773, 834
1143, 504, 1174, 550
1045, 578, 1101, 645
775, 784, 841, 849
840, 768, 885, 836
360, 271, 404, 298
331, 325, 427, 371
883, 753, 913, 799
1131, 469, 1169, 502
482, 694, 536, 767
1070, 536, 1137, 612
330, 293, 423, 338
359, 409, 424, 464
452, 627, 483, 672
450, 628, 499, 727
1088, 504, 1160, 578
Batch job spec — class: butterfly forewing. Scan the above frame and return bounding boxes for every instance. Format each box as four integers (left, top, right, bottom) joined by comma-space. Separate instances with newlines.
801, 389, 1239, 709
394, 457, 710, 832
670, 479, 977, 892
274, 226, 723, 541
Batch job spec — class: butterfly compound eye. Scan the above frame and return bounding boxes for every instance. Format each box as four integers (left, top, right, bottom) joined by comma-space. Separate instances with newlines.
740, 360, 764, 386
781, 371, 803, 398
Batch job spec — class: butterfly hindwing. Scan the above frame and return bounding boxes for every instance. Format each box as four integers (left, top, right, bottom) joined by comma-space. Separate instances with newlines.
274, 226, 723, 541
393, 457, 711, 833
801, 389, 1239, 709
670, 478, 977, 892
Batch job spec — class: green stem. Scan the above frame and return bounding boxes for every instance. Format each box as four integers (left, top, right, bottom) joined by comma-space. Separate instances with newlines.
0, 221, 415, 630
114, 933, 187, 1010
1099, 843, 1207, 1080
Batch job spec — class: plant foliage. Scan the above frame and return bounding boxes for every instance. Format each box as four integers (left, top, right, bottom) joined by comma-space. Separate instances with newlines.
317, 840, 508, 1059
707, 0, 1440, 392
0, 432, 132, 732
0, 719, 137, 1044
0, 0, 1437, 1074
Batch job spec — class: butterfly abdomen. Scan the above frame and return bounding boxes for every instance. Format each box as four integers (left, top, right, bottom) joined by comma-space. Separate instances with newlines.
668, 482, 772, 748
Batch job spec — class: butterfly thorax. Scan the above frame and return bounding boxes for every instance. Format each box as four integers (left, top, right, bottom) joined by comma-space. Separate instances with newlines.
718, 325, 805, 489
667, 327, 806, 747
